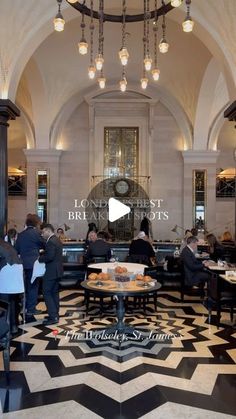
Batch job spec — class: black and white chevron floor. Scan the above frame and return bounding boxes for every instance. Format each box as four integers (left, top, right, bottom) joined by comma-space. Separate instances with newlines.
0, 289, 236, 418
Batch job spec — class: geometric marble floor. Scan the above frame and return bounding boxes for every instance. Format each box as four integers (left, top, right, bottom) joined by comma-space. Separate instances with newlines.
0, 289, 236, 418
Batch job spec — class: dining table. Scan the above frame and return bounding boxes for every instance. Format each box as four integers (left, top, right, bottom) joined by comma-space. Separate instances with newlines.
87, 261, 148, 274
81, 278, 161, 335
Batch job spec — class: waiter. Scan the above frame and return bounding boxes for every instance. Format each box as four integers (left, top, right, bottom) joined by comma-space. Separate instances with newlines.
39, 224, 63, 325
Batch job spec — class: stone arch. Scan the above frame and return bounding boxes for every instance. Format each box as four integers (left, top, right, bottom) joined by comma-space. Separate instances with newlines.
7, 5, 75, 101
15, 106, 35, 150
194, 58, 229, 150
50, 84, 192, 150
6, 3, 236, 108
208, 103, 231, 151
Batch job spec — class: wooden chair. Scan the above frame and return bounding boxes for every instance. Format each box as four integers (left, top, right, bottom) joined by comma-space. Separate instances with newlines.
91, 256, 108, 263
207, 273, 236, 327
143, 266, 159, 311
85, 267, 113, 315
127, 254, 150, 265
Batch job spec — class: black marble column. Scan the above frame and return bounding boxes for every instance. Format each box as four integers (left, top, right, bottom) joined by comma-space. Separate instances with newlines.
224, 100, 236, 245
0, 99, 20, 238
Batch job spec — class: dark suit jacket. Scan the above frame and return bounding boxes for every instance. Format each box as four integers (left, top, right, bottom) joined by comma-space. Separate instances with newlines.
0, 239, 21, 270
38, 235, 63, 280
15, 227, 44, 269
86, 239, 111, 261
129, 239, 155, 259
180, 246, 205, 285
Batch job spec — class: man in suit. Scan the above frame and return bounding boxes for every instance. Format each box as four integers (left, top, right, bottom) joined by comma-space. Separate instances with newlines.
129, 231, 155, 265
86, 231, 111, 262
15, 216, 44, 317
181, 235, 210, 286
39, 224, 63, 325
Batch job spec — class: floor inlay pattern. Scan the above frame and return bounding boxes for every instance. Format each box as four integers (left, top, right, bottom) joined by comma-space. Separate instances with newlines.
0, 290, 236, 418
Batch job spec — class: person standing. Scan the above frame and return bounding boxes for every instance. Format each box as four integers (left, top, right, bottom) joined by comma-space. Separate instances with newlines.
0, 239, 24, 333
4, 228, 18, 247
39, 224, 63, 325
15, 216, 44, 317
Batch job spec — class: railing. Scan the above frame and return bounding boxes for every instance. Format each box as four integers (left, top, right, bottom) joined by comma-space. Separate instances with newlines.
216, 175, 235, 198
8, 175, 27, 196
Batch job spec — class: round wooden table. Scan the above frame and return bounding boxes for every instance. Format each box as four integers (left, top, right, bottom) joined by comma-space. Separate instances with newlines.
81, 279, 161, 335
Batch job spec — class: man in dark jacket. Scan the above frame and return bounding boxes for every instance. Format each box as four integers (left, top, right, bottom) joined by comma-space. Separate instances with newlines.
181, 236, 210, 286
86, 231, 111, 262
15, 217, 44, 316
39, 224, 63, 325
129, 231, 155, 265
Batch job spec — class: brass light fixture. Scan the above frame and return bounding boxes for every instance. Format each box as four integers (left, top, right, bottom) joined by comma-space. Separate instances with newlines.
182, 0, 194, 32
55, 1, 194, 90
54, 0, 65, 32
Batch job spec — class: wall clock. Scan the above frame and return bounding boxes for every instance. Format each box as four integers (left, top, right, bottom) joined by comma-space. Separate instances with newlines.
114, 179, 130, 197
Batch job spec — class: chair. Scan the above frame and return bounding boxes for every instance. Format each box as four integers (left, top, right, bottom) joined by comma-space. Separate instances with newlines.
143, 267, 159, 311
208, 273, 236, 327
0, 299, 10, 378
127, 254, 150, 265
157, 257, 184, 300
85, 267, 106, 315
59, 263, 86, 288
131, 267, 159, 313
91, 256, 108, 263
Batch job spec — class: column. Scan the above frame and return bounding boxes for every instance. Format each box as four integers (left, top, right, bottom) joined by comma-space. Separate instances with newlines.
182, 150, 220, 232
0, 99, 20, 238
224, 100, 236, 242
24, 149, 62, 226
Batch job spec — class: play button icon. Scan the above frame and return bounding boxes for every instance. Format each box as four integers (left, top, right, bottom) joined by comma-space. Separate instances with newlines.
108, 198, 131, 222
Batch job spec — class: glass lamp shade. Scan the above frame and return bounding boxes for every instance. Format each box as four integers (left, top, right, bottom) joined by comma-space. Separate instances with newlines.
78, 41, 88, 55
119, 47, 129, 66
152, 68, 160, 81
141, 77, 148, 89
119, 78, 127, 92
54, 14, 65, 32
95, 54, 104, 71
182, 17, 194, 32
144, 56, 152, 71
159, 39, 169, 53
98, 77, 106, 89
88, 65, 96, 79
171, 0, 182, 7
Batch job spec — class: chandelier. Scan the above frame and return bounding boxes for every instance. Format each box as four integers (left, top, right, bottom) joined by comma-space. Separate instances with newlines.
54, 0, 194, 91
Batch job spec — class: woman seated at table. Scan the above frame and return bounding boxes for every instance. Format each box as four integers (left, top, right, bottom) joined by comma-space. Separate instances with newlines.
205, 233, 223, 262
56, 227, 67, 242
128, 231, 156, 266
220, 231, 235, 246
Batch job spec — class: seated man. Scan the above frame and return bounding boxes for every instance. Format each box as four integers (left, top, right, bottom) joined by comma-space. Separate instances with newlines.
86, 231, 111, 262
181, 235, 210, 286
129, 231, 155, 266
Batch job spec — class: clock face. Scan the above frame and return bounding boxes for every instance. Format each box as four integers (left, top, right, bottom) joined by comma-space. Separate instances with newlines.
114, 179, 130, 196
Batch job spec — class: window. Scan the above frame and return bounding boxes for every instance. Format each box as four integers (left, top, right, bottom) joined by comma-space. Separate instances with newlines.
36, 170, 48, 222
104, 127, 139, 178
193, 170, 206, 230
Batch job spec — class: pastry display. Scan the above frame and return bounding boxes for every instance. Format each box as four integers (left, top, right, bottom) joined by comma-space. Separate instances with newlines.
88, 272, 98, 280
114, 266, 128, 274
